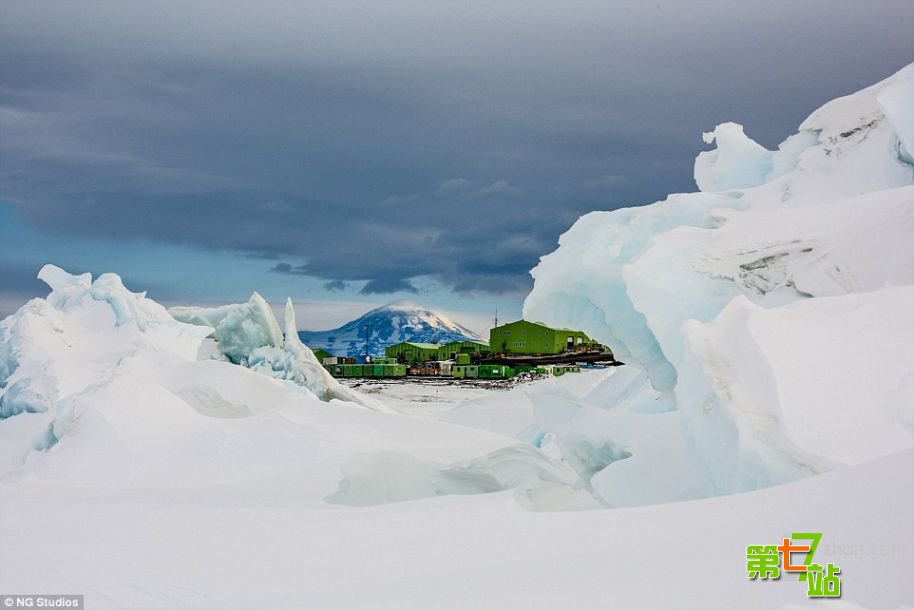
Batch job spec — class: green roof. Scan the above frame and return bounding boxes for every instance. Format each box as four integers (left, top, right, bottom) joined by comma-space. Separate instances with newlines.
502, 320, 587, 334
498, 320, 552, 331
400, 342, 441, 349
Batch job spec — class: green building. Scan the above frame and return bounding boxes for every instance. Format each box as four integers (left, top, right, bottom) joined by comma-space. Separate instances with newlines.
436, 340, 489, 361
489, 320, 595, 355
325, 363, 407, 378
478, 364, 514, 379
370, 357, 398, 365
453, 364, 479, 379
384, 342, 441, 363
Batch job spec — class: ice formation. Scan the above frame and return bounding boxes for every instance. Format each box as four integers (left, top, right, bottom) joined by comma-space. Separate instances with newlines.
524, 63, 914, 500
172, 295, 384, 409
694, 122, 775, 192
0, 266, 385, 478
327, 444, 580, 509
245, 299, 388, 409
169, 293, 283, 364
524, 367, 711, 507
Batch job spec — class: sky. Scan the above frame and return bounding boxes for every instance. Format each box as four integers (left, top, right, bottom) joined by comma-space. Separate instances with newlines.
2, 1, 913, 333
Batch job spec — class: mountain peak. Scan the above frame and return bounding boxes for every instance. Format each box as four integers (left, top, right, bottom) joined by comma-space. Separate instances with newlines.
376, 300, 426, 312
299, 302, 483, 357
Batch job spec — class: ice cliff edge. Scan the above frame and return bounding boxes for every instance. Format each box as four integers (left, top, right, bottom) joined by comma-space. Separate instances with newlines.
523, 63, 914, 498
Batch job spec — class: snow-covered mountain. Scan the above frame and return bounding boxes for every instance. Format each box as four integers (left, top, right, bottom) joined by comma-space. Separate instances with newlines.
298, 301, 484, 356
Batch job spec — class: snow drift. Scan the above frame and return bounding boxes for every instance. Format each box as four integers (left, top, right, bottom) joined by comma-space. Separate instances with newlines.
0, 266, 387, 480
524, 63, 914, 501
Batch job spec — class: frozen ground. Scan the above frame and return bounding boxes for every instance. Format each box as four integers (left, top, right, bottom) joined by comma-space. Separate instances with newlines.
2, 65, 914, 608
1, 371, 911, 609
338, 373, 586, 416
341, 377, 512, 416
2, 364, 911, 609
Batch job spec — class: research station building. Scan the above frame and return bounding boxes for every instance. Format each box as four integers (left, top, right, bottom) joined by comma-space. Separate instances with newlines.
489, 320, 595, 355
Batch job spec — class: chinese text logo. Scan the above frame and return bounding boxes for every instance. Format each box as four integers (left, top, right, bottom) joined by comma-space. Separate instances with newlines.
747, 532, 841, 598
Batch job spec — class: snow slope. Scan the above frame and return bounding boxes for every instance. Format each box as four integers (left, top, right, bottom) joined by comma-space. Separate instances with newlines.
297, 301, 483, 357
524, 63, 914, 498
0, 266, 397, 479
1, 384, 912, 609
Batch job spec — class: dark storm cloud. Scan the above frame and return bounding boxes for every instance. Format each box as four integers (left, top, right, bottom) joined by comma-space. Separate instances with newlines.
0, 260, 173, 317
360, 278, 419, 295
271, 262, 307, 275
0, 261, 51, 317
2, 0, 913, 296
0, 262, 47, 297
246, 252, 280, 261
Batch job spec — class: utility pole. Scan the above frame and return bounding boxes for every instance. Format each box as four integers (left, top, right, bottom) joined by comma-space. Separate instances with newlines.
364, 323, 371, 363
493, 307, 498, 328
